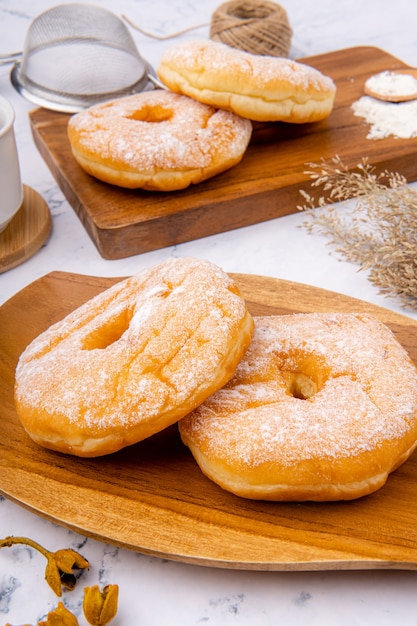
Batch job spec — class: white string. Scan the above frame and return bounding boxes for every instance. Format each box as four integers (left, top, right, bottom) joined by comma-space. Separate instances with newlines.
122, 14, 209, 41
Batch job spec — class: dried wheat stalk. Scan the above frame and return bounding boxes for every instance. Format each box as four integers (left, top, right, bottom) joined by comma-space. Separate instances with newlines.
297, 155, 417, 310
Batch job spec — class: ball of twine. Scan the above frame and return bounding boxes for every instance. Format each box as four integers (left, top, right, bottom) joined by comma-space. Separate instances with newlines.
210, 0, 293, 57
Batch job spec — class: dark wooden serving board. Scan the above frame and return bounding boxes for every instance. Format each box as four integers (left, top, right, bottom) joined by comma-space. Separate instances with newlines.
29, 46, 417, 259
2, 271, 417, 570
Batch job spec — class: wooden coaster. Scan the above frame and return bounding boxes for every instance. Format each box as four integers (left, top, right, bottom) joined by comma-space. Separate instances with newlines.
0, 184, 51, 273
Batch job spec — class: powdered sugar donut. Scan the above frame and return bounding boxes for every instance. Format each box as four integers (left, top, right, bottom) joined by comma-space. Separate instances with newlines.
179, 313, 417, 501
157, 39, 336, 123
14, 258, 254, 457
67, 90, 252, 191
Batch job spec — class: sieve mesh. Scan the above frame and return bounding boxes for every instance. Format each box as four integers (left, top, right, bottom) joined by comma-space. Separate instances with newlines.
11, 3, 156, 112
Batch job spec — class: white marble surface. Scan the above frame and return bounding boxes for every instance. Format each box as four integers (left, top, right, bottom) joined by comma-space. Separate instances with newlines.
1, 0, 417, 624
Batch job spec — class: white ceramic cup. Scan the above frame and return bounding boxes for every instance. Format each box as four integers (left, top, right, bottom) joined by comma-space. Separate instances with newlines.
0, 96, 23, 233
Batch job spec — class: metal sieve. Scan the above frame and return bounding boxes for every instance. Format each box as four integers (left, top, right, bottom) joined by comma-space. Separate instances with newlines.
6, 3, 159, 113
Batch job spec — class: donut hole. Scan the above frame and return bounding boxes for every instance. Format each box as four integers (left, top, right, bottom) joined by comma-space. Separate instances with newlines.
81, 309, 132, 350
282, 372, 317, 399
278, 352, 331, 400
127, 105, 173, 124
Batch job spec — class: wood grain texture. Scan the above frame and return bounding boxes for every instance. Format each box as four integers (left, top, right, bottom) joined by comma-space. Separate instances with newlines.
29, 46, 417, 259
0, 185, 51, 273
1, 271, 417, 570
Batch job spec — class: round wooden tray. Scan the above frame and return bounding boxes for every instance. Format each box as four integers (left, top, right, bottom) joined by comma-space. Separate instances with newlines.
0, 184, 51, 273
1, 271, 417, 570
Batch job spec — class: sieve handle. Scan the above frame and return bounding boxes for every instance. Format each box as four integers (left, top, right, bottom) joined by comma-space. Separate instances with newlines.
0, 52, 22, 66
147, 74, 167, 90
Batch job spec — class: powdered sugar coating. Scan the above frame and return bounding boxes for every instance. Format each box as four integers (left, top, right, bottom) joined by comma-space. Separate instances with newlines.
67, 90, 252, 190
179, 313, 417, 500
158, 39, 336, 123
160, 39, 335, 97
14, 258, 254, 457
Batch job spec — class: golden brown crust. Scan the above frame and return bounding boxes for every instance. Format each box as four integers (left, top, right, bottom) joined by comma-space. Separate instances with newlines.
179, 313, 417, 501
14, 258, 254, 457
157, 39, 336, 123
67, 90, 252, 191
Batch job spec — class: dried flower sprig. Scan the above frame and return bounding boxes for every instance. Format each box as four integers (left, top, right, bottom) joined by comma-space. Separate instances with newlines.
297, 155, 417, 310
1, 536, 119, 626
0, 536, 89, 596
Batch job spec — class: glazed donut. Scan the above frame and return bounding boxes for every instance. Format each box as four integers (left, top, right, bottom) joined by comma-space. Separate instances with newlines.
67, 90, 252, 191
179, 313, 417, 501
157, 39, 336, 123
14, 258, 254, 457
